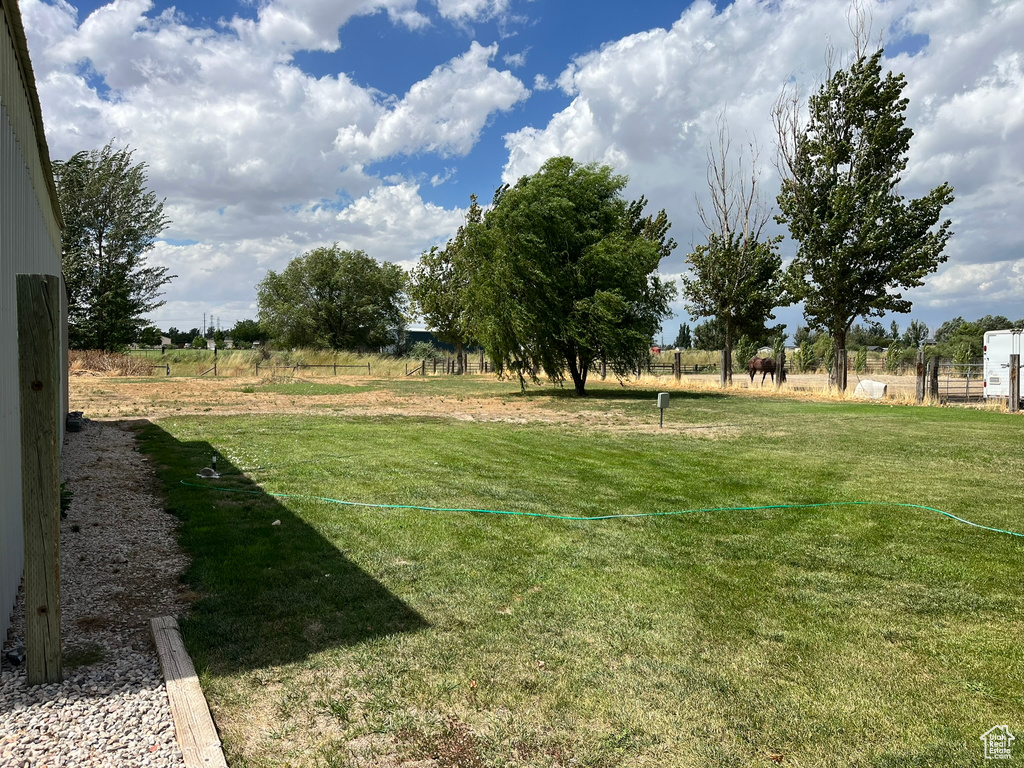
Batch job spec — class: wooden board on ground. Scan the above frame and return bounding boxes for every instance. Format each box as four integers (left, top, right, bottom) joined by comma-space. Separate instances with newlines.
151, 616, 228, 768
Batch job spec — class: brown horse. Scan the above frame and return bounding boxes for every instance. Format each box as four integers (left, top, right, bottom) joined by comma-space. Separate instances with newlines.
748, 356, 778, 384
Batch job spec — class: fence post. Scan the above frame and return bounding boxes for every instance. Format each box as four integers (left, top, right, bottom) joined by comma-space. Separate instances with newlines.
674, 351, 681, 382
601, 360, 606, 380
334, 361, 337, 375
915, 349, 926, 404
720, 349, 728, 388
929, 355, 940, 402
367, 362, 371, 376
775, 351, 786, 389
213, 361, 217, 377
16, 274, 63, 686
165, 364, 170, 376
421, 359, 426, 376
1010, 354, 1020, 414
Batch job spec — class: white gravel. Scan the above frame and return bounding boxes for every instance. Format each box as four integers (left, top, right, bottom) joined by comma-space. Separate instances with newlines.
1, 419, 190, 767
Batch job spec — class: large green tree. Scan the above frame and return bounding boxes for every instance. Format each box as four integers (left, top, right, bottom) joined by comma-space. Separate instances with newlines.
257, 246, 407, 351
775, 49, 954, 390
409, 196, 483, 374
53, 141, 172, 350
681, 121, 785, 385
467, 156, 676, 396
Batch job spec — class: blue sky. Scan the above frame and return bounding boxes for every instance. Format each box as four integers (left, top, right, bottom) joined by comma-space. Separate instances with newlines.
20, 0, 1024, 338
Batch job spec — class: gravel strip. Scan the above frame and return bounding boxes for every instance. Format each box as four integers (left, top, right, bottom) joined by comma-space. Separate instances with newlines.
1, 420, 191, 767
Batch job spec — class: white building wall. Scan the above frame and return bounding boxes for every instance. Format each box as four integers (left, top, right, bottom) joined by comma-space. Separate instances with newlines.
1, 0, 65, 643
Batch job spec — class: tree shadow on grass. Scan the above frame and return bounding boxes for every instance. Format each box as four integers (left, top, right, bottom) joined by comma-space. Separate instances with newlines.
513, 386, 732, 402
132, 422, 428, 675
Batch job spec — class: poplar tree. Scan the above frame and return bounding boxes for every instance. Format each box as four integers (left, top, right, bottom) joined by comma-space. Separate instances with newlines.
774, 49, 954, 390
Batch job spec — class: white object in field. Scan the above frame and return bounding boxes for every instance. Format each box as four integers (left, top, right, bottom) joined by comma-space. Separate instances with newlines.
657, 392, 670, 409
983, 329, 1023, 400
854, 379, 887, 399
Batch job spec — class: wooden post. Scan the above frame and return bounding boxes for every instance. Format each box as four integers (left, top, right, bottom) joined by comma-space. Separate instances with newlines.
421, 359, 426, 376
601, 360, 607, 380
915, 349, 926, 404
720, 349, 728, 388
674, 351, 681, 382
775, 351, 786, 389
17, 274, 63, 685
929, 355, 940, 402
367, 362, 371, 376
1010, 354, 1020, 414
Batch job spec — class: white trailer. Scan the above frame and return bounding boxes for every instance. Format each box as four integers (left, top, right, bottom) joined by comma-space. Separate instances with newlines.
983, 329, 1024, 402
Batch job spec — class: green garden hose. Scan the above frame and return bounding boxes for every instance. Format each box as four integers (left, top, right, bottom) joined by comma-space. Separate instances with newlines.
179, 480, 1024, 539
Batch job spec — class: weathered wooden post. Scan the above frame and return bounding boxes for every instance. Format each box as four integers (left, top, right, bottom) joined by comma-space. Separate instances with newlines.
421, 359, 426, 376
16, 274, 63, 685
601, 360, 607, 380
720, 349, 729, 388
775, 350, 786, 390
674, 351, 681, 382
915, 349, 926, 404
1010, 354, 1020, 414
929, 354, 940, 402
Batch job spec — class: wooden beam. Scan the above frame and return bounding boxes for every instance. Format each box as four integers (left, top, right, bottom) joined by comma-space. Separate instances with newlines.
1010, 354, 1020, 414
17, 273, 62, 686
151, 616, 229, 768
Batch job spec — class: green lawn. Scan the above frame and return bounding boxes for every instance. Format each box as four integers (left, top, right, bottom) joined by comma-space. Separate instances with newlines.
137, 389, 1023, 767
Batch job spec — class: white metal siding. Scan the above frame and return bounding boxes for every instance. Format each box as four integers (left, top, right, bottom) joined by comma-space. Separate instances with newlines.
1, 0, 65, 643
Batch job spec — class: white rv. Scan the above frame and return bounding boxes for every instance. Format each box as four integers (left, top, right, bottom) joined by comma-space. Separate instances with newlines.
983, 329, 1024, 403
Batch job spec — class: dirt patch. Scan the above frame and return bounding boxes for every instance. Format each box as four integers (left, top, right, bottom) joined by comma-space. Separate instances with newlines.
69, 371, 923, 434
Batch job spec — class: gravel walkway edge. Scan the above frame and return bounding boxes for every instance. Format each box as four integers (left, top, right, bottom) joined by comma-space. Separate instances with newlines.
1, 419, 191, 768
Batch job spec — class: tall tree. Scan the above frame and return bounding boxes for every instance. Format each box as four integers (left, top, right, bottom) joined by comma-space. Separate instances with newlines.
774, 48, 954, 390
672, 323, 692, 350
53, 141, 172, 350
409, 196, 483, 374
468, 156, 676, 395
681, 120, 785, 385
257, 246, 407, 351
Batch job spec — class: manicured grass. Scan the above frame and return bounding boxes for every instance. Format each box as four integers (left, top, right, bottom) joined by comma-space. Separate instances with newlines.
136, 392, 1024, 767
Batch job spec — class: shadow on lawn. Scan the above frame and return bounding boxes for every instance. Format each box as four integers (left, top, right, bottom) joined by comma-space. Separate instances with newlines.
132, 421, 428, 674
515, 385, 731, 402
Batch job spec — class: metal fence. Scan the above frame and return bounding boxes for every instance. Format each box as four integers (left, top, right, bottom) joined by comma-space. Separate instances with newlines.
935, 362, 985, 403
